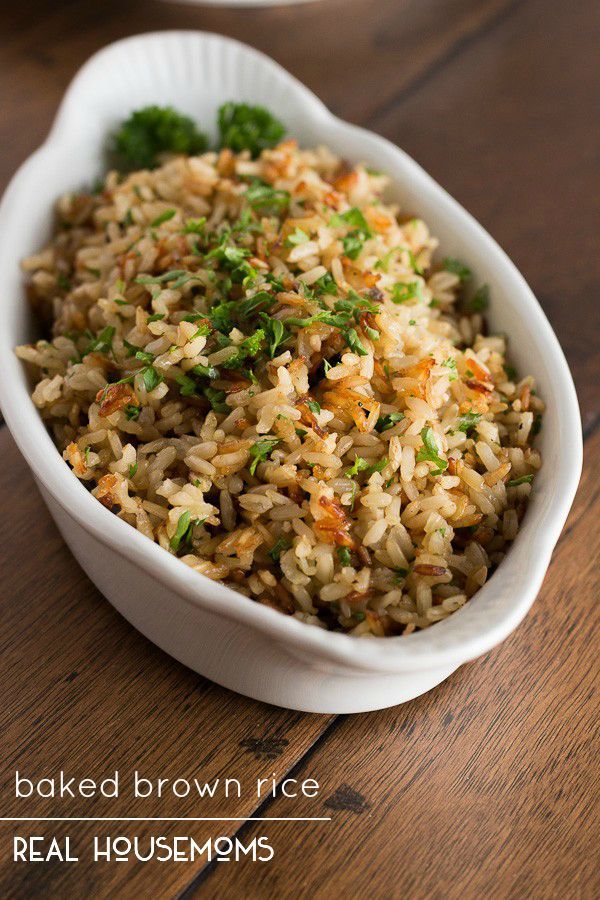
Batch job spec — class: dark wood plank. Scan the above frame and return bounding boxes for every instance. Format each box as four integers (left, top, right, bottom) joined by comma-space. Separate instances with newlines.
369, 0, 600, 429
0, 0, 598, 896
0, 0, 516, 192
0, 430, 334, 898
186, 428, 600, 900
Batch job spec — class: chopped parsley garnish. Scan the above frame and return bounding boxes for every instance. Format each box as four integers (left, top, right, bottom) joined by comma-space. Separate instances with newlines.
82, 326, 115, 357
57, 273, 71, 291
218, 102, 286, 157
141, 365, 162, 393
329, 208, 372, 261
391, 281, 422, 304
268, 536, 292, 563
248, 438, 280, 475
307, 399, 321, 416
136, 269, 189, 285
457, 411, 482, 434
393, 568, 408, 584
284, 310, 347, 329
314, 272, 338, 295
182, 217, 206, 234
238, 291, 276, 320
204, 387, 229, 414
367, 458, 389, 475
345, 456, 386, 478
206, 241, 251, 270
470, 283, 490, 312
286, 227, 310, 247
191, 363, 219, 379
342, 231, 366, 260
123, 340, 155, 364
175, 373, 198, 396
124, 404, 141, 420
223, 329, 266, 369
244, 180, 290, 214
507, 474, 534, 487
112, 106, 208, 172
345, 457, 369, 478
151, 209, 176, 228
443, 257, 471, 281
334, 289, 379, 318
375, 245, 423, 275
261, 315, 288, 358
344, 327, 368, 356
441, 357, 458, 380
337, 547, 352, 566
206, 300, 236, 334
147, 313, 165, 322
377, 412, 405, 432
416, 427, 448, 475
329, 207, 372, 235
170, 509, 205, 552
128, 462, 138, 478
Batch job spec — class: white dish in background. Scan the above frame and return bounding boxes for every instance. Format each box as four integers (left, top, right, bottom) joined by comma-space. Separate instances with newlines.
160, 0, 320, 6
0, 31, 582, 713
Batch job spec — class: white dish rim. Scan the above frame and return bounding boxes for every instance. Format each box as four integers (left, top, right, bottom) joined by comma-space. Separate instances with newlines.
0, 30, 583, 675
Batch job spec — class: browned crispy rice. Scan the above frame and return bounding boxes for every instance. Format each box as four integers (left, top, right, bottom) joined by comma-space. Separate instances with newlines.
16, 140, 543, 635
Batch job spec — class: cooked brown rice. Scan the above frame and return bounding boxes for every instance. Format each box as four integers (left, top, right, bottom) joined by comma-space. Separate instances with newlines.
16, 139, 544, 635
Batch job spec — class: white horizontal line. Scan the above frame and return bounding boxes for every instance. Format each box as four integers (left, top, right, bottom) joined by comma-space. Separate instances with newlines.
0, 817, 331, 822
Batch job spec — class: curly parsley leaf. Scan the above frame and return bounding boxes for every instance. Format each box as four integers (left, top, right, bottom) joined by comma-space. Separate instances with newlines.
218, 103, 286, 157
112, 106, 208, 172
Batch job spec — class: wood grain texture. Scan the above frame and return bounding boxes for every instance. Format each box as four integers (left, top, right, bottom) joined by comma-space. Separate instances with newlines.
183, 431, 600, 900
0, 0, 598, 896
0, 0, 515, 192
370, 0, 600, 430
0, 430, 335, 898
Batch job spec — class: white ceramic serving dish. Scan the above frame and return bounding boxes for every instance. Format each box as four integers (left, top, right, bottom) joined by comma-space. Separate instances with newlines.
161, 0, 320, 7
0, 32, 582, 713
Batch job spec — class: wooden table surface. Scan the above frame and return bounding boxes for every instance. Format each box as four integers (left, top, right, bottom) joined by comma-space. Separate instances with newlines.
0, 1, 598, 897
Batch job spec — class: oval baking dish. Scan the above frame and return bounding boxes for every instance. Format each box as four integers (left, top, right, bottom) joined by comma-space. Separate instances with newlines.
0, 31, 582, 713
